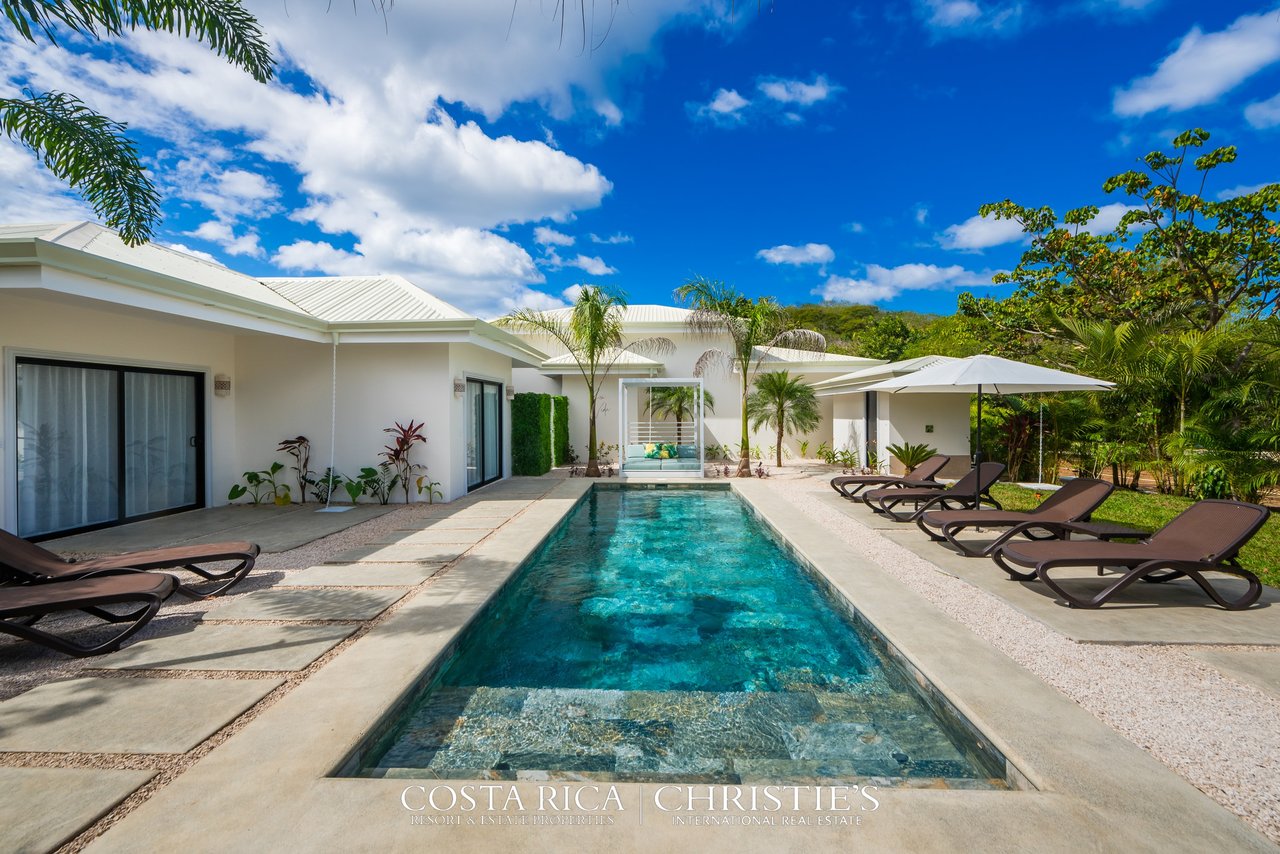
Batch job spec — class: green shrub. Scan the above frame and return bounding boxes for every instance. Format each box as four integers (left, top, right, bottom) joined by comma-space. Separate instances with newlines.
552, 395, 570, 466
512, 393, 552, 475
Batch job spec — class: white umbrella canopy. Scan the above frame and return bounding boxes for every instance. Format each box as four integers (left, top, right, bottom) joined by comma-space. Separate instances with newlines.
861, 355, 1114, 504
860, 355, 1114, 395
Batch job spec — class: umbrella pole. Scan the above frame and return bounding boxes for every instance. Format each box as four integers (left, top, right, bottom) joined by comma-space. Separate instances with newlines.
975, 384, 983, 509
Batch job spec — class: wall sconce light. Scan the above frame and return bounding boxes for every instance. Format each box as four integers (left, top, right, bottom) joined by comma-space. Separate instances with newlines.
453, 376, 466, 398
213, 374, 232, 397
506, 385, 516, 400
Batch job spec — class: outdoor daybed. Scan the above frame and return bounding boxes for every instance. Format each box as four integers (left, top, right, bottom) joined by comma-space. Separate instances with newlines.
0, 530, 258, 597
992, 499, 1270, 610
621, 443, 701, 472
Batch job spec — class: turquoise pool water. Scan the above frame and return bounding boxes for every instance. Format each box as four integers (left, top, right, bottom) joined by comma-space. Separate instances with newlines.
354, 487, 1005, 786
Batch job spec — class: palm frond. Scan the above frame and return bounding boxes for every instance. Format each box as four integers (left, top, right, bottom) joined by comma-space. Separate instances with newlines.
5, 0, 275, 82
0, 90, 160, 244
692, 348, 733, 377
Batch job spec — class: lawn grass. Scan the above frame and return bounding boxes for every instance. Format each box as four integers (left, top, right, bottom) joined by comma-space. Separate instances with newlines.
989, 483, 1280, 590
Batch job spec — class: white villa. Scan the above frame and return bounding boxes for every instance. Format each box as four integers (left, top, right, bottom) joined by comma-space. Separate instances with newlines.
1, 222, 970, 540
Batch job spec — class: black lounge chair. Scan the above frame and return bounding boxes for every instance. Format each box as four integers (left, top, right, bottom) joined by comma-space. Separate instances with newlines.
0, 573, 178, 657
863, 462, 1007, 522
916, 478, 1115, 557
0, 529, 258, 597
992, 499, 1270, 610
830, 454, 951, 501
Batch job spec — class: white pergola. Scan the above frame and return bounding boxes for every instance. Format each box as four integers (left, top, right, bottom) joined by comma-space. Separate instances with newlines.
617, 377, 705, 478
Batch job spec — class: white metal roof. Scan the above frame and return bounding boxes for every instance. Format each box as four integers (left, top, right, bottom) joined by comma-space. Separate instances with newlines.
810, 355, 962, 394
540, 349, 664, 371
5, 222, 305, 314
533, 304, 693, 325
753, 346, 883, 366
259, 275, 472, 323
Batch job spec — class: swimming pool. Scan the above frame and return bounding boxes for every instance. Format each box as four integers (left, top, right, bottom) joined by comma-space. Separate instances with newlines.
351, 486, 1007, 786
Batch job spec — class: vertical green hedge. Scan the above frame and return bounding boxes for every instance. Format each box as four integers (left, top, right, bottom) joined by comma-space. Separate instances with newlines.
552, 395, 570, 465
511, 393, 552, 475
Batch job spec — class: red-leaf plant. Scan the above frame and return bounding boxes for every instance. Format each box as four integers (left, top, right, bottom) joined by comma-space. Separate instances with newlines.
381, 420, 428, 504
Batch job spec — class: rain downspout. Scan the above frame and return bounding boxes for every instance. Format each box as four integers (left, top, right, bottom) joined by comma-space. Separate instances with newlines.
317, 331, 352, 513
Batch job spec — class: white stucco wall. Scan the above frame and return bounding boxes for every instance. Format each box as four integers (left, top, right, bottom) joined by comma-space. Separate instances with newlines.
877, 393, 971, 475
531, 329, 854, 466
0, 290, 238, 531
234, 337, 492, 503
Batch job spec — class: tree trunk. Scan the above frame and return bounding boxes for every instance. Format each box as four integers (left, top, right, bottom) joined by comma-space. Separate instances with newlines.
737, 371, 752, 477
776, 425, 784, 468
586, 388, 601, 477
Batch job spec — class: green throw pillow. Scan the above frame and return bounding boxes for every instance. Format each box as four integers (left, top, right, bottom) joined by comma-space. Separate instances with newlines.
644, 443, 661, 459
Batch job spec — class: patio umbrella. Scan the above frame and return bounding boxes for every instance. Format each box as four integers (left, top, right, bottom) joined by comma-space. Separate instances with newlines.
860, 355, 1114, 506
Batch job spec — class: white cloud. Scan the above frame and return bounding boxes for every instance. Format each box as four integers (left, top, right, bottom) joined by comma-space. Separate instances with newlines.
694, 88, 752, 123
914, 206, 930, 225
756, 243, 835, 266
1217, 182, 1274, 200
846, 221, 866, 234
1113, 10, 1280, 116
163, 242, 222, 264
937, 213, 1024, 251
915, 0, 1023, 36
188, 220, 265, 258
0, 138, 91, 223
819, 262, 997, 304
1071, 202, 1143, 233
0, 1, 734, 314
561, 284, 585, 302
567, 254, 617, 276
535, 226, 575, 246
589, 232, 634, 244
1245, 91, 1280, 128
757, 75, 838, 106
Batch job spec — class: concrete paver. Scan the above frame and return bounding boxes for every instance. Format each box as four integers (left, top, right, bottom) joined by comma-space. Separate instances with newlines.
1187, 649, 1280, 697
97, 624, 355, 671
202, 588, 406, 622
44, 504, 393, 555
0, 677, 282, 754
0, 767, 154, 853
369, 528, 490, 545
278, 563, 441, 587
329, 543, 468, 564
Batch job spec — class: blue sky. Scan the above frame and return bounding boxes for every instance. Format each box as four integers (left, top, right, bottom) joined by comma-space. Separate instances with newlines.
2, 1, 1278, 317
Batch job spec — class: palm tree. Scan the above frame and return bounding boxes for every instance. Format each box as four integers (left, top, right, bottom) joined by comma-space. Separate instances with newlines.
747, 371, 821, 468
2, 0, 276, 245
644, 386, 715, 444
675, 275, 825, 477
497, 285, 673, 477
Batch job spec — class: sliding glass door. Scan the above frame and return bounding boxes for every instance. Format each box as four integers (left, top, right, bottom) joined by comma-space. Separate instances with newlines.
465, 378, 503, 490
15, 358, 204, 538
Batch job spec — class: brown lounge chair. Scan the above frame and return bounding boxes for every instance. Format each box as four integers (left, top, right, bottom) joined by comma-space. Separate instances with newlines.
864, 462, 1007, 522
992, 499, 1270, 610
916, 478, 1115, 557
0, 530, 257, 597
1, 573, 178, 657
830, 454, 952, 501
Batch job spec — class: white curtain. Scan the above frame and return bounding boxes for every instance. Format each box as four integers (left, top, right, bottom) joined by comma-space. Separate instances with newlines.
125, 372, 196, 517
16, 363, 119, 537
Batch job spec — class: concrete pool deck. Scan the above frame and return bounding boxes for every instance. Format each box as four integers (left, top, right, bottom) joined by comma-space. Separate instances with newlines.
1, 476, 1276, 852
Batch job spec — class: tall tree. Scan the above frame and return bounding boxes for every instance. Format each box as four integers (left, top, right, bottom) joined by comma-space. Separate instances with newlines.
1, 0, 276, 244
497, 285, 673, 477
747, 370, 820, 468
644, 385, 714, 445
675, 275, 824, 477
